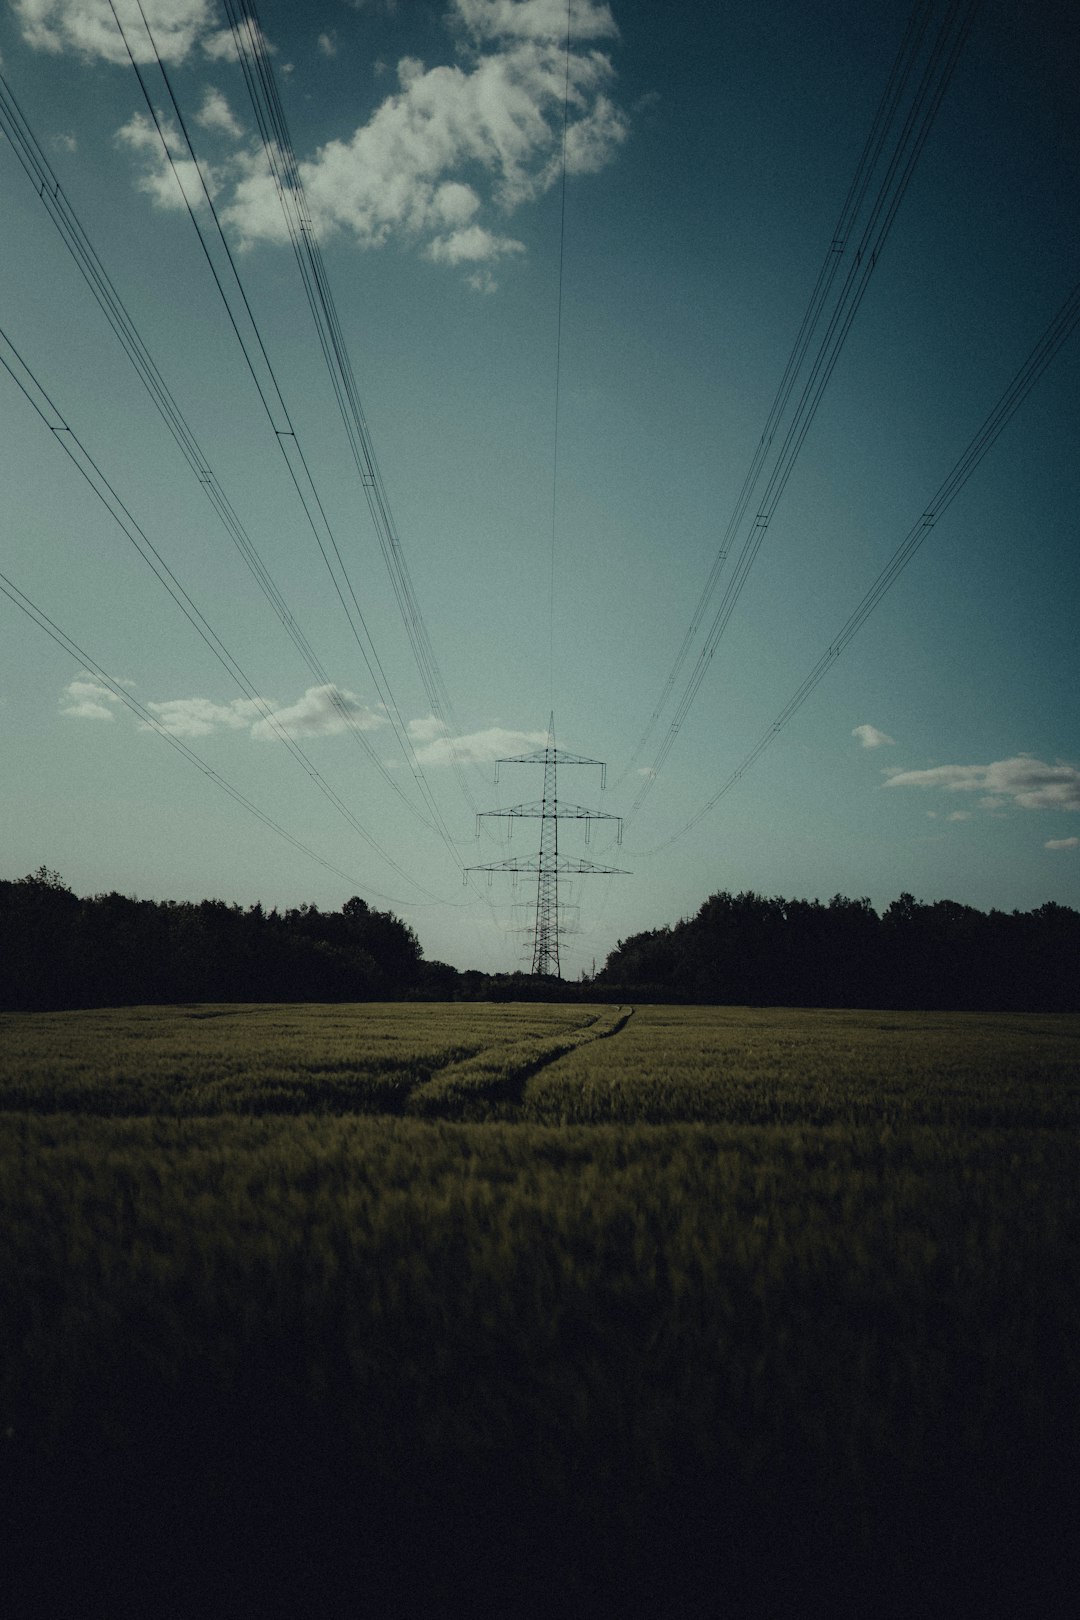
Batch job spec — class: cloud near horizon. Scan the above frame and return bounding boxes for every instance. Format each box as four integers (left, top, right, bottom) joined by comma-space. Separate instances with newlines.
18, 0, 630, 289
407, 716, 547, 765
884, 755, 1080, 813
62, 680, 386, 740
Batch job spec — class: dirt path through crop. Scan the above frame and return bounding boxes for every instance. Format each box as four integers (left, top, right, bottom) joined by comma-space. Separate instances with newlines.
406, 1005, 634, 1119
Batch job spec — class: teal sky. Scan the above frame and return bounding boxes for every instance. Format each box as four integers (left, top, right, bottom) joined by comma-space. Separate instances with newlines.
2, 0, 1077, 975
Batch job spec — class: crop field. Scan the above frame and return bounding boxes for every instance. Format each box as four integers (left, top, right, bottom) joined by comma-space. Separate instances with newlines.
2, 1002, 1078, 1618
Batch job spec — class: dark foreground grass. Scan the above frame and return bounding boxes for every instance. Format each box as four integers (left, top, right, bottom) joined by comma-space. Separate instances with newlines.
1, 1006, 1078, 1617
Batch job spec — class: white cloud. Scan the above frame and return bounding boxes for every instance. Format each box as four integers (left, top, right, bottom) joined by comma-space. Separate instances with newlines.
15, 0, 215, 65
116, 110, 220, 210
199, 26, 232, 60
408, 715, 450, 744
852, 723, 895, 749
134, 686, 386, 740
1045, 837, 1080, 851
14, 3, 280, 67
60, 675, 123, 721
884, 755, 1080, 813
947, 811, 972, 822
53, 131, 78, 153
201, 22, 277, 64
249, 685, 386, 740
195, 86, 244, 140
22, 0, 629, 287
452, 1, 618, 44
425, 224, 525, 265
220, 2, 628, 279
143, 696, 261, 738
410, 723, 547, 765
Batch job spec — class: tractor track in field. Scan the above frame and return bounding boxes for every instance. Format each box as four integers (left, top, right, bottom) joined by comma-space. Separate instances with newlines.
406, 1005, 635, 1120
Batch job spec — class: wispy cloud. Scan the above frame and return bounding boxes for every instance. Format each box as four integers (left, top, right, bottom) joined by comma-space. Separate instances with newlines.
142, 696, 261, 738
60, 674, 124, 721
116, 110, 221, 210
453, 1, 618, 43
425, 224, 526, 266
195, 85, 244, 140
884, 755, 1080, 813
853, 723, 895, 749
317, 30, 338, 59
63, 682, 386, 741
15, 0, 214, 66
408, 715, 450, 745
1045, 836, 1079, 851
407, 717, 546, 765
249, 685, 386, 740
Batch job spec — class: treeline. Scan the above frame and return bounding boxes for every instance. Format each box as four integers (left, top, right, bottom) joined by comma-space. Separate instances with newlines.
595, 890, 1080, 1012
0, 868, 431, 1010
5, 869, 1079, 1012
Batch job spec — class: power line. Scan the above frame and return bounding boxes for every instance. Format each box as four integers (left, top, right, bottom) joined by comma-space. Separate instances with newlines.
220, 1, 486, 837
0, 322, 449, 900
104, 0, 455, 847
0, 62, 438, 834
618, 0, 982, 821
0, 569, 418, 901
638, 279, 1080, 855
548, 0, 574, 711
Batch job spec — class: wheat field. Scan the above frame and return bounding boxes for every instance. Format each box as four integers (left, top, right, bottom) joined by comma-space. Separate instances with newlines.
2, 1002, 1077, 1617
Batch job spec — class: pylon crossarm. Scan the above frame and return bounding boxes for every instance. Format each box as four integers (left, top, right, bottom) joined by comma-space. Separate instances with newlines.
494, 750, 606, 786
479, 800, 620, 821
467, 856, 542, 874
467, 857, 629, 876
554, 858, 630, 875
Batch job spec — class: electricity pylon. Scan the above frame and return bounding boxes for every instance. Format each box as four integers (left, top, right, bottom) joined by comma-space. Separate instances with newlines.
468, 714, 628, 977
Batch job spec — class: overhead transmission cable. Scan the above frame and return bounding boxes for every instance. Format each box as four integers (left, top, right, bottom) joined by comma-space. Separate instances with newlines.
207, 0, 529, 922
0, 63, 441, 843
220, 2, 480, 817
613, 0, 936, 787
619, 0, 982, 825
637, 279, 1080, 855
104, 0, 461, 855
0, 324, 448, 900
547, 0, 574, 712
0, 570, 414, 900
218, 15, 531, 931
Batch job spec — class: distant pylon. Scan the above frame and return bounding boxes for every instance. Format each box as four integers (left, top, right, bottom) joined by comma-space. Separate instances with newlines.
468, 715, 628, 976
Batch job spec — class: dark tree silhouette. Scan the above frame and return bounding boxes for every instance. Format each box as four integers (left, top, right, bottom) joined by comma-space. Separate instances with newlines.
595, 889, 1080, 1012
0, 873, 425, 1010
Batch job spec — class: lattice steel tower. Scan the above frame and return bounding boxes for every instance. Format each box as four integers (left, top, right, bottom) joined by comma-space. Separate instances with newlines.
468, 715, 628, 977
